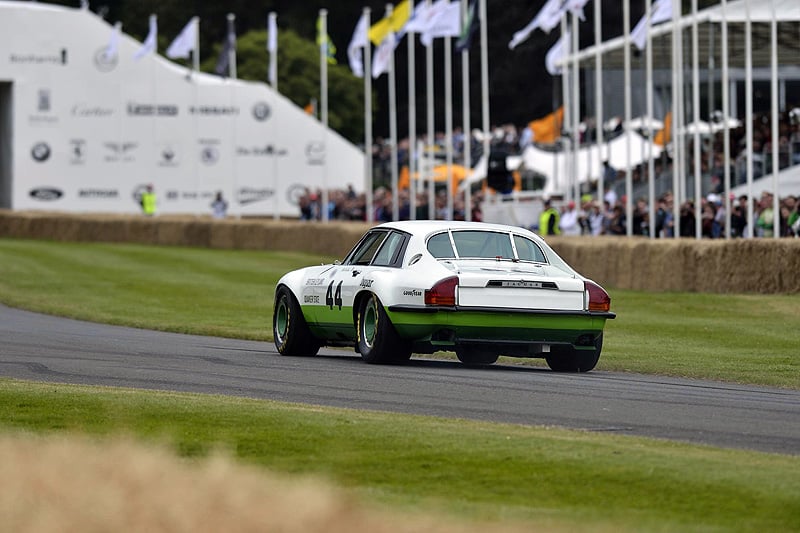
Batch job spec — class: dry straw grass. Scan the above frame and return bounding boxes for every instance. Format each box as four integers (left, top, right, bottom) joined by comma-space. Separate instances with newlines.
0, 434, 538, 533
1, 210, 798, 293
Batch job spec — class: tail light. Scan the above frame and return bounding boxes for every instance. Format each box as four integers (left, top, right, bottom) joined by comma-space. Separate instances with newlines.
425, 276, 458, 306
585, 281, 611, 312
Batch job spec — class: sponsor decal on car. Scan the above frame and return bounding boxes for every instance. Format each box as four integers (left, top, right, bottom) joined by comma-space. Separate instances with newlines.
304, 295, 321, 304
359, 279, 374, 288
402, 289, 423, 297
71, 104, 114, 118
306, 278, 326, 286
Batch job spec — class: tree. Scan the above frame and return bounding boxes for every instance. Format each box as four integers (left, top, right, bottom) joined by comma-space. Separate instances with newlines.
202, 28, 367, 143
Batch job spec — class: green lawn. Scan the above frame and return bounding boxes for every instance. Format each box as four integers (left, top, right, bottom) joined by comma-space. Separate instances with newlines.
2, 379, 798, 533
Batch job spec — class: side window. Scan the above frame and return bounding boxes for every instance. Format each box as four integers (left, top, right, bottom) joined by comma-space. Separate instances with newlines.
346, 231, 387, 265
372, 232, 407, 267
427, 232, 455, 258
514, 235, 547, 263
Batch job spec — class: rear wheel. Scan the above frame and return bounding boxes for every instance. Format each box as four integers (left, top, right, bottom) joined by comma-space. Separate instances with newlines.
273, 286, 320, 356
357, 294, 411, 364
455, 346, 499, 366
546, 334, 602, 373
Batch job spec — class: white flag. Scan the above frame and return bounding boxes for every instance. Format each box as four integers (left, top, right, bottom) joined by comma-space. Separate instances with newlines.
347, 12, 368, 78
167, 17, 198, 59
133, 15, 157, 60
545, 29, 569, 75
508, 0, 563, 50
405, 1, 431, 33
372, 32, 398, 78
631, 0, 673, 49
103, 21, 122, 61
420, 1, 460, 47
565, 0, 591, 21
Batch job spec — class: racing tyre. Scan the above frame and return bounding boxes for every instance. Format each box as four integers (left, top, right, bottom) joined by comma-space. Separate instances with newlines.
273, 286, 321, 356
455, 346, 499, 366
545, 334, 602, 373
357, 294, 411, 364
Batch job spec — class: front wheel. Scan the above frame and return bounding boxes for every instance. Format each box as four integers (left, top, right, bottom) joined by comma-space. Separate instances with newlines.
273, 286, 321, 356
357, 294, 411, 364
546, 334, 602, 373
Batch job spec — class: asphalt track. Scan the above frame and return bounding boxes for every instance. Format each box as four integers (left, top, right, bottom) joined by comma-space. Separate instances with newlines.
1, 304, 798, 455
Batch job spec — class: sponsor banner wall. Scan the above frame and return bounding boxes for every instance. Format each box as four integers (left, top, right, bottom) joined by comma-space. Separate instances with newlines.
1, 2, 365, 217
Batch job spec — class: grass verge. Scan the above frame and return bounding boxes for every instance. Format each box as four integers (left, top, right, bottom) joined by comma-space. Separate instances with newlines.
0, 238, 797, 388
2, 379, 799, 532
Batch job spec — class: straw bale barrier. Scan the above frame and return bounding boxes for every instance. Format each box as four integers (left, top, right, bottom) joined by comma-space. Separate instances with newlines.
1, 210, 798, 294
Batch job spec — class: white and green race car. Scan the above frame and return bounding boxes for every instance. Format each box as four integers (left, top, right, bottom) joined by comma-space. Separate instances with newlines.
273, 220, 615, 371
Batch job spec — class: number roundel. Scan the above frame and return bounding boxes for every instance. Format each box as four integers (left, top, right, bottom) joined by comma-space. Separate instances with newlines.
325, 280, 343, 310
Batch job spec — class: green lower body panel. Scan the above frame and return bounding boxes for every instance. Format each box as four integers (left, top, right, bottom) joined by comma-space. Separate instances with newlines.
387, 308, 606, 347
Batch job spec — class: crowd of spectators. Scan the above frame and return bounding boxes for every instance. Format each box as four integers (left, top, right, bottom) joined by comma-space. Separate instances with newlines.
296, 108, 800, 239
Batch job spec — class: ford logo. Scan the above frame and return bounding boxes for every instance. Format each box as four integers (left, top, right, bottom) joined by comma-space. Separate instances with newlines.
29, 187, 63, 201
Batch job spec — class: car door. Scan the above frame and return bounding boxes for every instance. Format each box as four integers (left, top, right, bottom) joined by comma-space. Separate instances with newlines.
307, 230, 390, 339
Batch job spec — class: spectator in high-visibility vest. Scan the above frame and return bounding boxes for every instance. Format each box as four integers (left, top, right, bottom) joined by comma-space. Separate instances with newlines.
539, 199, 560, 236
140, 184, 156, 216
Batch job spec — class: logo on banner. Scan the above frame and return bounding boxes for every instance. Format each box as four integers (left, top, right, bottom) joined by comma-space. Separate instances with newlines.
10, 49, 68, 65
71, 104, 114, 118
31, 142, 51, 162
236, 145, 287, 157
237, 187, 275, 205
305, 142, 325, 165
103, 141, 137, 162
200, 146, 219, 165
189, 105, 239, 116
70, 139, 86, 165
286, 184, 307, 206
29, 188, 63, 201
252, 102, 271, 121
79, 189, 118, 198
29, 89, 58, 125
94, 47, 118, 72
159, 145, 179, 167
127, 102, 179, 117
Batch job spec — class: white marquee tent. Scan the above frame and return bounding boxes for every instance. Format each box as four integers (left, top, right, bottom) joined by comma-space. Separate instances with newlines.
0, 1, 365, 217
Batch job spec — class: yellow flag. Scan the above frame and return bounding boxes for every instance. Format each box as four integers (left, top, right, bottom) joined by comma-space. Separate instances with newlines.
368, 0, 411, 45
316, 14, 337, 64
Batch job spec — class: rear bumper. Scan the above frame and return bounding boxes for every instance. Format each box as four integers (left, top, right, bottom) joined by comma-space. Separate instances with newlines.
385, 305, 612, 349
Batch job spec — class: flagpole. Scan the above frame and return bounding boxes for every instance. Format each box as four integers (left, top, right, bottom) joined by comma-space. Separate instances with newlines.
646, 0, 655, 239
461, 0, 471, 221
691, 0, 701, 239
445, 35, 454, 221
770, 0, 779, 238
479, 0, 490, 204
623, 0, 632, 236
408, 28, 417, 220
560, 15, 570, 203
594, 0, 604, 212
268, 12, 278, 92
721, 0, 731, 238
320, 8, 329, 222
364, 8, 374, 223
671, 0, 680, 238
426, 0, 435, 219
571, 11, 580, 206
745, 0, 753, 238
385, 4, 399, 222
193, 17, 200, 73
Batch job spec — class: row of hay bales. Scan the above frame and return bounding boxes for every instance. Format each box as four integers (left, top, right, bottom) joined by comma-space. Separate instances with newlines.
2, 210, 799, 294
